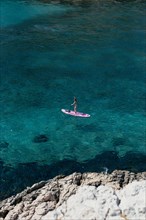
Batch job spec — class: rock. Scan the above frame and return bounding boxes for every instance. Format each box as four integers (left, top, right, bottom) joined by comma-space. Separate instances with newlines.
42, 192, 56, 202
33, 135, 48, 143
42, 181, 146, 220
117, 180, 146, 219
0, 209, 9, 218
27, 181, 47, 194
0, 170, 145, 220
19, 211, 29, 218
5, 212, 18, 220
112, 137, 126, 147
35, 202, 48, 215
0, 142, 9, 149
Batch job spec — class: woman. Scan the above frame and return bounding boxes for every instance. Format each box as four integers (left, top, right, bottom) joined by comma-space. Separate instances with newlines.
71, 97, 77, 113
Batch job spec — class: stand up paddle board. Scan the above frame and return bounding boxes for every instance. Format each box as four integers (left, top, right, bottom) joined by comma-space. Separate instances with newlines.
61, 109, 90, 117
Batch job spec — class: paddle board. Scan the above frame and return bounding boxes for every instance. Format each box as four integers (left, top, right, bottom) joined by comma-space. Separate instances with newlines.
61, 109, 90, 117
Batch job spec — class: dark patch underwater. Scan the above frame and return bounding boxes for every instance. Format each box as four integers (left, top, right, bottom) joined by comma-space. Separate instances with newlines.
0, 151, 146, 200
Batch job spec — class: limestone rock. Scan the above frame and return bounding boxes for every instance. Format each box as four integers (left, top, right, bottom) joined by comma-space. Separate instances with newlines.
0, 170, 145, 220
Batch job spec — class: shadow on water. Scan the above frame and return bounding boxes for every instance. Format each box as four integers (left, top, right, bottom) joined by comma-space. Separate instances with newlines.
0, 150, 146, 200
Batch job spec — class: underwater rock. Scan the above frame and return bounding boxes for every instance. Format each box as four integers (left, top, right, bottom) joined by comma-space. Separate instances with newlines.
0, 142, 9, 149
94, 133, 105, 143
112, 137, 126, 147
76, 124, 97, 132
33, 134, 49, 143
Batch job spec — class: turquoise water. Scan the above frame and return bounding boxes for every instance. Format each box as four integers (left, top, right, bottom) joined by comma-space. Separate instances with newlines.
0, 0, 146, 199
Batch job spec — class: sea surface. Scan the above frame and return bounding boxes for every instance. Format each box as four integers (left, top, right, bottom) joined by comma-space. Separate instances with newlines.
0, 0, 146, 200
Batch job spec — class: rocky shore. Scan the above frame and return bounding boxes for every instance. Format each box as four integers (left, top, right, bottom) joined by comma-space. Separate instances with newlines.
0, 170, 146, 220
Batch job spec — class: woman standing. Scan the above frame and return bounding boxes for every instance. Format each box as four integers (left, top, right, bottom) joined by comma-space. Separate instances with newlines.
71, 97, 77, 113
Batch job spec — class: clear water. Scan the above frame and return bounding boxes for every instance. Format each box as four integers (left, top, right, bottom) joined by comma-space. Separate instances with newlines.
0, 0, 146, 199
